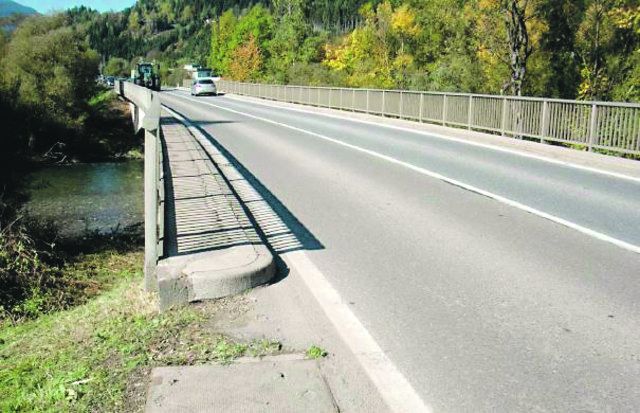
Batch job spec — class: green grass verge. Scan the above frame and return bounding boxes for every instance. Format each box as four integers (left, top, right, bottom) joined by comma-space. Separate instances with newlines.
0, 250, 282, 412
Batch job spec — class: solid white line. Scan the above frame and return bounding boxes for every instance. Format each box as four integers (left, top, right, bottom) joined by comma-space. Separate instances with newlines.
167, 93, 640, 254
285, 250, 433, 413
207, 91, 640, 184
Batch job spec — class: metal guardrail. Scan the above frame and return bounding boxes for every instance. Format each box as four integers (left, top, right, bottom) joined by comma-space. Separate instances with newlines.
218, 81, 640, 156
116, 81, 164, 290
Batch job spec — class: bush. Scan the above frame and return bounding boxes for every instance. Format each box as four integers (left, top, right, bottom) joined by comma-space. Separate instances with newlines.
0, 215, 144, 324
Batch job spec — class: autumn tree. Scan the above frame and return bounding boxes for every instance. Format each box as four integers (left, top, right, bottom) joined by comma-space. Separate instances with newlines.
229, 34, 262, 81
391, 4, 421, 88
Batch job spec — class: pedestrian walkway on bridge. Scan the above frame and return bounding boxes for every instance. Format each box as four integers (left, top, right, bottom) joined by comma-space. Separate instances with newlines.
156, 110, 274, 309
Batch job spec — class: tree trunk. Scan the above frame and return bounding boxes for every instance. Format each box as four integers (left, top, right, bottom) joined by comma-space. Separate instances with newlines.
503, 0, 533, 96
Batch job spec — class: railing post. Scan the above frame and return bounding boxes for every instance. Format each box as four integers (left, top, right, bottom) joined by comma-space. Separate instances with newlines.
382, 90, 386, 117
419, 93, 424, 123
442, 94, 448, 125
501, 97, 508, 136
540, 100, 548, 144
352, 89, 356, 112
588, 103, 598, 152
340, 88, 343, 110
399, 91, 404, 119
468, 95, 474, 130
329, 88, 333, 109
366, 90, 370, 114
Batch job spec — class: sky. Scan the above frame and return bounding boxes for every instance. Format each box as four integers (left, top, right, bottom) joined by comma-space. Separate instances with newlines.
19, 0, 136, 14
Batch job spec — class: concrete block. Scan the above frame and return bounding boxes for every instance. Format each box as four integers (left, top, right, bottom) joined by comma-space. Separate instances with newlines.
146, 359, 338, 412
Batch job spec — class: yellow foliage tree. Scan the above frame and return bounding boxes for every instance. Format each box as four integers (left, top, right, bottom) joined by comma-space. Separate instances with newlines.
472, 0, 547, 95
229, 34, 262, 82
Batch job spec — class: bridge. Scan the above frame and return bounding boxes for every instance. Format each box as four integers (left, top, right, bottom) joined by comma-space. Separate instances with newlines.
118, 81, 640, 412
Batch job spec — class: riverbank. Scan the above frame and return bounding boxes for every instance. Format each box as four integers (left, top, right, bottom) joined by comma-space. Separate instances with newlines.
0, 238, 285, 412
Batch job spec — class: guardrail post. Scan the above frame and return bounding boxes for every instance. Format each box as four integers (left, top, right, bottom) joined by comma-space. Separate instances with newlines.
352, 89, 356, 112
419, 93, 424, 123
501, 97, 508, 136
540, 100, 549, 144
468, 95, 474, 130
442, 94, 448, 125
382, 90, 386, 117
400, 91, 404, 119
588, 103, 598, 152
329, 88, 333, 109
366, 90, 370, 114
340, 88, 344, 110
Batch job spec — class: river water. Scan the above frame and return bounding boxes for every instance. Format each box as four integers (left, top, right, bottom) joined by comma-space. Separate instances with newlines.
25, 161, 144, 239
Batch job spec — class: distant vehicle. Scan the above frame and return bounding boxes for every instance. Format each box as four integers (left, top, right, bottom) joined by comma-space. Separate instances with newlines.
132, 62, 161, 91
190, 78, 217, 96
105, 76, 115, 86
184, 64, 221, 82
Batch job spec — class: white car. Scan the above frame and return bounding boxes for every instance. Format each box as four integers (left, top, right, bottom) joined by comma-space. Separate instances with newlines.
190, 78, 217, 96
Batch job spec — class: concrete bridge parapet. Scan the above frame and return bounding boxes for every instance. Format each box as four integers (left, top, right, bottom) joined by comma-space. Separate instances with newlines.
118, 84, 275, 308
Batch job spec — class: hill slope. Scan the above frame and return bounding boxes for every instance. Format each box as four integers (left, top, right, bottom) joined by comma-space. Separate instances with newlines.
0, 0, 37, 17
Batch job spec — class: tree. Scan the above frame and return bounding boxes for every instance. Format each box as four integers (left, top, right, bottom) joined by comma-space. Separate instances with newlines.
391, 4, 421, 88
229, 34, 262, 81
472, 0, 546, 95
576, 0, 616, 99
209, 10, 237, 75
103, 57, 129, 77
1, 14, 100, 151
268, 0, 308, 82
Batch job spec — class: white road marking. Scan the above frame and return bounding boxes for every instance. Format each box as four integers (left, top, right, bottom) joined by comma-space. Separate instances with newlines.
162, 103, 432, 413
195, 90, 640, 184
166, 93, 640, 254
285, 250, 433, 413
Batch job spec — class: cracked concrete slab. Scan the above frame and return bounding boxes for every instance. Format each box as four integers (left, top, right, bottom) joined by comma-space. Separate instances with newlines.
146, 359, 339, 413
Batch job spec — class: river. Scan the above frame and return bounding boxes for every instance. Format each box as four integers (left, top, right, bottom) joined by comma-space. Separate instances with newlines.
25, 161, 144, 239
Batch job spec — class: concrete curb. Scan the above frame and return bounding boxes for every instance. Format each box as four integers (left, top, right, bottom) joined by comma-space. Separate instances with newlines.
157, 107, 275, 309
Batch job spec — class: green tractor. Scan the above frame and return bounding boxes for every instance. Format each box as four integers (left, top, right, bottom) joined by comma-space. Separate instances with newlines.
132, 62, 161, 91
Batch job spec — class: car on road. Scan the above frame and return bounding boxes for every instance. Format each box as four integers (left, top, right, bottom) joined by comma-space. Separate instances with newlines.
190, 78, 217, 96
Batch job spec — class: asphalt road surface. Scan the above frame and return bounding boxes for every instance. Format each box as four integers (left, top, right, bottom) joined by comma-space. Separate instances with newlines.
161, 90, 640, 412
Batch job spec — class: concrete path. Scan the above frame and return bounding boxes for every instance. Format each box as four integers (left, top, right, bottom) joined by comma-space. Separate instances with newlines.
147, 359, 338, 412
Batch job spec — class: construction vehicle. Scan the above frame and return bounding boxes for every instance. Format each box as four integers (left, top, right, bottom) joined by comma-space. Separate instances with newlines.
132, 62, 161, 91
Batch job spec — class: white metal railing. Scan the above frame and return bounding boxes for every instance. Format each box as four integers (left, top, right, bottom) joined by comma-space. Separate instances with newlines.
117, 81, 164, 290
218, 81, 640, 156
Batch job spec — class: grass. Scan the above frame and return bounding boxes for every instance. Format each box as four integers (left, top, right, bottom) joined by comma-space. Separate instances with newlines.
306, 345, 328, 359
0, 249, 284, 412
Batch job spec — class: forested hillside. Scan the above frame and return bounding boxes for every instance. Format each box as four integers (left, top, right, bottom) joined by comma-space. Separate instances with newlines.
205, 0, 640, 101
17, 0, 640, 102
